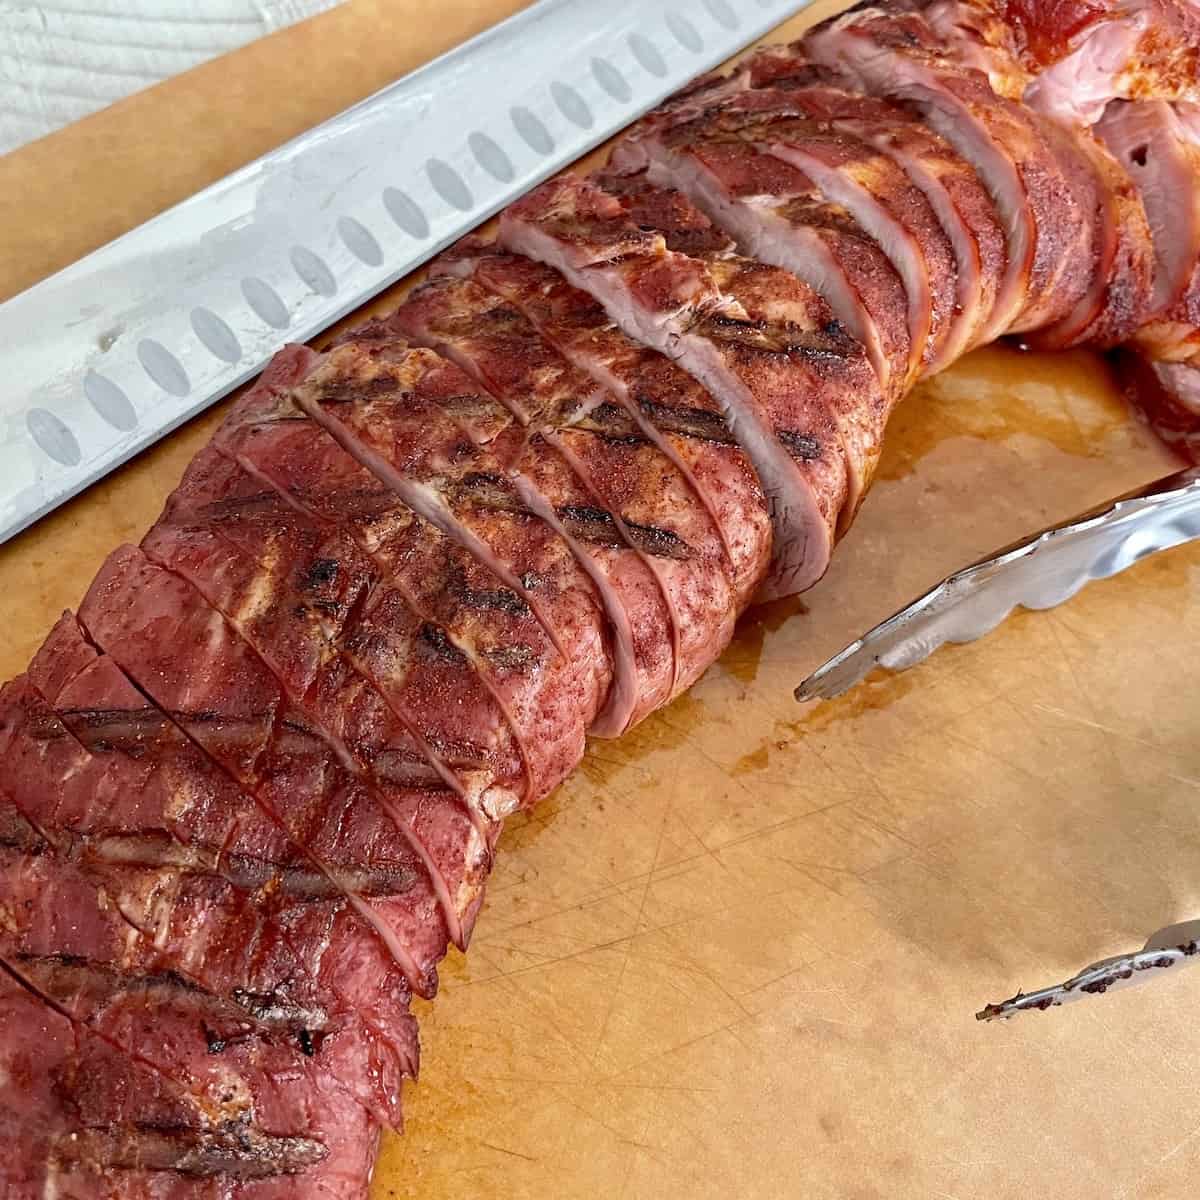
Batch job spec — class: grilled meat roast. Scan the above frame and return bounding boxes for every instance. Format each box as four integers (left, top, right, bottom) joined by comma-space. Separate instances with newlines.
3, 1, 1199, 1194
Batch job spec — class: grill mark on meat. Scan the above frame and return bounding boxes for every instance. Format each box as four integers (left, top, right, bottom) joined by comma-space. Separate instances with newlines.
591, 171, 884, 533
0, 797, 43, 852
392, 280, 690, 716
11, 824, 418, 899
500, 172, 840, 599
5, 658, 420, 1116
68, 601, 434, 1000
143, 549, 472, 957
210, 433, 525, 822
174, 445, 523, 813
556, 504, 691, 559
630, 105, 942, 386
386, 298, 660, 735
20, 954, 330, 1036
273, 348, 586, 801
637, 397, 739, 443
778, 430, 825, 460
481, 643, 537, 671
0, 837, 416, 1133
441, 247, 748, 577
294, 389, 564, 656
52, 1123, 328, 1179
176, 458, 496, 816
612, 123, 907, 397
442, 576, 530, 618
685, 84, 965, 373
1, 953, 326, 1175
806, 8, 1087, 339
144, 501, 496, 824
144, 514, 498, 801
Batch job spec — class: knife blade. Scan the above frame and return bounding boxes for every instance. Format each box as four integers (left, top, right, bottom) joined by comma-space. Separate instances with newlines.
0, 0, 808, 546
794, 467, 1200, 703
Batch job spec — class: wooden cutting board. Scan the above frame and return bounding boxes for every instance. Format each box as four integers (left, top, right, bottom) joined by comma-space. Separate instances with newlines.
3, 4, 1199, 1198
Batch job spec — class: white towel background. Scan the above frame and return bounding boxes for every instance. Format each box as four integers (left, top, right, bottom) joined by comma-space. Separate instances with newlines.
0, 1, 341, 154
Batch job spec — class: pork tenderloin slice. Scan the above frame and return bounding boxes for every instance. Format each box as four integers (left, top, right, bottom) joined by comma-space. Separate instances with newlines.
141, 522, 492, 959
290, 333, 644, 738
432, 244, 772, 608
101, 524, 482, 967
1, 960, 326, 1146
699, 78, 1004, 365
157, 446, 525, 803
806, 6, 1088, 339
140, 520, 498, 814
625, 94, 959, 382
597, 171, 886, 528
9, 659, 418, 913
393, 276, 741, 709
0, 959, 327, 1173
1024, 117, 1155, 347
219, 356, 609, 795
75, 546, 454, 998
2, 681, 422, 1109
0, 842, 417, 1123
614, 117, 909, 397
1098, 99, 1200, 320
0, 973, 378, 1198
499, 172, 846, 599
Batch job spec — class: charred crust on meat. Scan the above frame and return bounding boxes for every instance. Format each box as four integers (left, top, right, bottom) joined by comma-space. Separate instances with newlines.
299, 557, 339, 589
636, 397, 736, 444
778, 430, 823, 461
17, 956, 332, 1039
444, 564, 530, 616
482, 643, 536, 672
304, 370, 398, 407
53, 1122, 329, 1178
415, 621, 471, 662
453, 471, 526, 515
557, 504, 690, 559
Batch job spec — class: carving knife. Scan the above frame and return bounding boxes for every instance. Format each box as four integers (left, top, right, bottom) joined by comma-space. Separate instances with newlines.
0, 0, 808, 544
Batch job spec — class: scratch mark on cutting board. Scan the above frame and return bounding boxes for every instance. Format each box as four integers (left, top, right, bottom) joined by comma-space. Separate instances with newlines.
477, 1141, 538, 1162
588, 779, 672, 1070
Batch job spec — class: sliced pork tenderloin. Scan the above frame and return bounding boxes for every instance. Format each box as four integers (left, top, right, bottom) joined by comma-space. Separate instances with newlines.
597, 170, 889, 529
613, 111, 911, 396
732, 65, 1009, 358
137, 528, 493, 964
1098, 99, 1200, 364
287, 331, 668, 737
0, 965, 378, 1199
75, 547, 465, 999
806, 5, 1092, 337
499, 172, 854, 599
433, 241, 771, 608
213, 346, 611, 785
7, 627, 422, 1107
621, 92, 959, 380
392, 275, 742, 707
